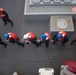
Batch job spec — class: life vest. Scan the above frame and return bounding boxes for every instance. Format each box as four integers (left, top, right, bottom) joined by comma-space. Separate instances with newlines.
44, 32, 51, 40
0, 12, 3, 17
0, 8, 5, 12
58, 31, 67, 37
0, 8, 5, 18
58, 31, 67, 42
27, 32, 36, 40
8, 32, 17, 41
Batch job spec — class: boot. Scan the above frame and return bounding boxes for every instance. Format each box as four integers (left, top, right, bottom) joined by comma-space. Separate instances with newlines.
70, 41, 74, 45
4, 43, 7, 48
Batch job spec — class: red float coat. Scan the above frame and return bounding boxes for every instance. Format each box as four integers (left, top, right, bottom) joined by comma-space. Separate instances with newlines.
44, 32, 51, 40
27, 32, 37, 41
8, 32, 17, 41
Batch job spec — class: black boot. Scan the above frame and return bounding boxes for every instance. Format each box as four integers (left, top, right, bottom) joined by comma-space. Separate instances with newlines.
70, 42, 74, 45
11, 22, 13, 26
4, 43, 7, 48
4, 22, 7, 25
22, 43, 24, 48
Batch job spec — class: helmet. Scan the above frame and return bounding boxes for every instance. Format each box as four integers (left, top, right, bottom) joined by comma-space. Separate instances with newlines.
23, 34, 29, 39
4, 34, 9, 39
57, 34, 62, 39
41, 34, 46, 39
13, 72, 18, 75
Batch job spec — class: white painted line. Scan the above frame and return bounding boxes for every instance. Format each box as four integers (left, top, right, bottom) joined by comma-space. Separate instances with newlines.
24, 12, 76, 15
24, 0, 28, 15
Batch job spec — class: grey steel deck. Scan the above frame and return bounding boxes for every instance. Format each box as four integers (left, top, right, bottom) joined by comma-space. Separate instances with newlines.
0, 0, 76, 75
